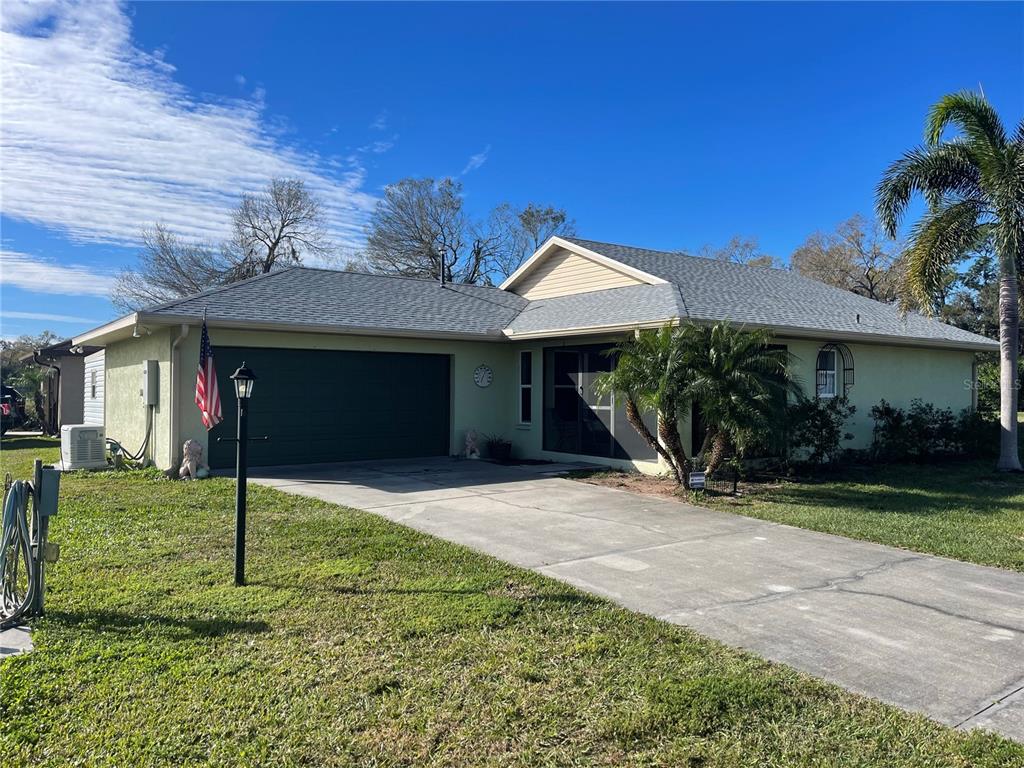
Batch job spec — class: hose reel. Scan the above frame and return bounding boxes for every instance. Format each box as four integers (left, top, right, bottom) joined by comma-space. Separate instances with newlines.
1, 459, 60, 631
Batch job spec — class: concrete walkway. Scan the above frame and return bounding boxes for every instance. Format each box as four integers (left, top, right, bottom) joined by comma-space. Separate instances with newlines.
251, 457, 1024, 743
0, 625, 33, 658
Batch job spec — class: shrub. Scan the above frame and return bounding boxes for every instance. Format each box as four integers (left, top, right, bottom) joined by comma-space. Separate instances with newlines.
786, 397, 855, 467
484, 434, 513, 462
907, 400, 959, 457
975, 356, 1000, 414
974, 353, 1024, 416
870, 399, 996, 461
956, 409, 1000, 458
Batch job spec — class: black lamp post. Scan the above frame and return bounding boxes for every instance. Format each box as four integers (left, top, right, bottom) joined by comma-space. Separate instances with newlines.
229, 362, 256, 586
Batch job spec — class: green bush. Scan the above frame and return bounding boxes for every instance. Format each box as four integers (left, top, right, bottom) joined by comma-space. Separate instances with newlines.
975, 356, 1000, 414
870, 399, 996, 461
786, 397, 855, 467
974, 353, 1024, 416
956, 409, 1000, 458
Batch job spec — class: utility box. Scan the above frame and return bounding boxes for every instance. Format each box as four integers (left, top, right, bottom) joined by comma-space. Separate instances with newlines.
141, 360, 159, 405
60, 424, 107, 470
38, 466, 61, 517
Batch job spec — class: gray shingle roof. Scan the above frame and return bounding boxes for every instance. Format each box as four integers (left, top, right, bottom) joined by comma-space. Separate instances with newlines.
128, 240, 995, 350
505, 283, 684, 334
566, 238, 996, 349
145, 268, 527, 337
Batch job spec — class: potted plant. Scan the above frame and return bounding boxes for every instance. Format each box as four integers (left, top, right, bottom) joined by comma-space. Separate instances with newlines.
485, 434, 513, 463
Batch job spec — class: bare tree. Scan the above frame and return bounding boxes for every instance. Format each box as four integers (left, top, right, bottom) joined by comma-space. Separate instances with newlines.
231, 178, 332, 277
364, 178, 474, 282
791, 215, 900, 302
699, 235, 781, 268
112, 224, 232, 311
487, 202, 575, 280
363, 177, 573, 284
112, 178, 332, 310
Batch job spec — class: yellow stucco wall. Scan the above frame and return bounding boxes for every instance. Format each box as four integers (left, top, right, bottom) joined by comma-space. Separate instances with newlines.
781, 338, 975, 447
102, 324, 977, 474
104, 328, 173, 468
512, 333, 976, 475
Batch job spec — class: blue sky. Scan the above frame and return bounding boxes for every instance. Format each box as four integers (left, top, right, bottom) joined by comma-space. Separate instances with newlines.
2, 0, 1022, 340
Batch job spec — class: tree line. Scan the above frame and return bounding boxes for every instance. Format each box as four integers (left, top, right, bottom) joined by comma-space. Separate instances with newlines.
112, 177, 574, 310
112, 169, 1003, 354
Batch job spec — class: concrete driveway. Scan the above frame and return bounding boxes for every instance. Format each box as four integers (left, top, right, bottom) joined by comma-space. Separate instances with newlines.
251, 457, 1024, 743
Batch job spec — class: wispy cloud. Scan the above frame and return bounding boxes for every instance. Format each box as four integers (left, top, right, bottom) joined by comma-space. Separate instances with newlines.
0, 250, 117, 298
358, 137, 397, 155
0, 0, 377, 253
461, 145, 492, 175
370, 110, 388, 131
1, 310, 101, 324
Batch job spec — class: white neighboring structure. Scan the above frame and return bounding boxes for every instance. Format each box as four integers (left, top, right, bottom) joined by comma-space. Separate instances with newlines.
83, 350, 105, 425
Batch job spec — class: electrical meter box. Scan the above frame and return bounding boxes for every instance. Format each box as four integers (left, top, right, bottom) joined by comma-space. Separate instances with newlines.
38, 466, 61, 517
141, 360, 159, 405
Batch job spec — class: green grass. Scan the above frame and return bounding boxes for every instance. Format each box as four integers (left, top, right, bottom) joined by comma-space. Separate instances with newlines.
695, 460, 1024, 572
1, 437, 1021, 766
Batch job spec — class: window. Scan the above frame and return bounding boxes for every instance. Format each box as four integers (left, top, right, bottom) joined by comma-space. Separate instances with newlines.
815, 349, 837, 398
90, 370, 97, 399
519, 351, 533, 424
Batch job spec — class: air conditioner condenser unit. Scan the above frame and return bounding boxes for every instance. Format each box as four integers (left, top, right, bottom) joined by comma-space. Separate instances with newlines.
60, 424, 107, 470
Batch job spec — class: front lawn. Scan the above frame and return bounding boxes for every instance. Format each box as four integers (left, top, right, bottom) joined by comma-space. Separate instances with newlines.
702, 460, 1024, 572
574, 459, 1024, 572
1, 437, 1021, 766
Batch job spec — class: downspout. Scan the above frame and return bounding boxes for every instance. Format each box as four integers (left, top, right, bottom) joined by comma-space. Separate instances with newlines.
169, 324, 190, 473
972, 356, 979, 412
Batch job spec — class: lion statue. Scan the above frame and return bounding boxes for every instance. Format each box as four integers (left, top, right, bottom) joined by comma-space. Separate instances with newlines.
465, 429, 481, 460
178, 439, 210, 480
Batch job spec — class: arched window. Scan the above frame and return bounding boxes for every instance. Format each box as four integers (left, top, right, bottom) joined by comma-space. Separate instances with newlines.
815, 343, 854, 398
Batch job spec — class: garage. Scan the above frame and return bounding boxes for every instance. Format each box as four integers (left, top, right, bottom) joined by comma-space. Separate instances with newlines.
208, 347, 450, 469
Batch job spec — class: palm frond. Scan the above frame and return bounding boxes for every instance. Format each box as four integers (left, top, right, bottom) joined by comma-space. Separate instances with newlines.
875, 142, 982, 237
926, 90, 1007, 150
927, 91, 1013, 189
902, 199, 985, 312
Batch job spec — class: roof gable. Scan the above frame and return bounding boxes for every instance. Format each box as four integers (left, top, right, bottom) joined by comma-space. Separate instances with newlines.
500, 236, 667, 297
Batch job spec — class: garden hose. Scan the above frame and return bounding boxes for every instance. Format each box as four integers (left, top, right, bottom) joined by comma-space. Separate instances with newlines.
0, 479, 36, 630
106, 404, 154, 463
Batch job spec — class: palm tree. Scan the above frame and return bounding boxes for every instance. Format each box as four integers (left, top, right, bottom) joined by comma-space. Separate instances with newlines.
593, 326, 691, 484
876, 91, 1023, 470
595, 322, 796, 483
676, 323, 797, 475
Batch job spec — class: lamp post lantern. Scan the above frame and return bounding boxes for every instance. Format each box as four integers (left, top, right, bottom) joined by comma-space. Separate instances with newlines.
229, 362, 256, 586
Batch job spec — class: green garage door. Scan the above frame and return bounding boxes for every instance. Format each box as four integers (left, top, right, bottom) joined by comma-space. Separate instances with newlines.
208, 347, 450, 469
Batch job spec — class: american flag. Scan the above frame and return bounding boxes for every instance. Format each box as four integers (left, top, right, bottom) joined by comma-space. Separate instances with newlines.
195, 320, 222, 429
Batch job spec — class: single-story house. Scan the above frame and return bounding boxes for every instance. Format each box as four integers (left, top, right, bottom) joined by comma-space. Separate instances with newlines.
71, 236, 996, 474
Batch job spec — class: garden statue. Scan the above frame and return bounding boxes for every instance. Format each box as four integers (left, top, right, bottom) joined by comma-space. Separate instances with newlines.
179, 439, 210, 480
465, 429, 480, 460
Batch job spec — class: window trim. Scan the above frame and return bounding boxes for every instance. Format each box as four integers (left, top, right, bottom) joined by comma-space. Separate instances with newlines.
518, 349, 534, 425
